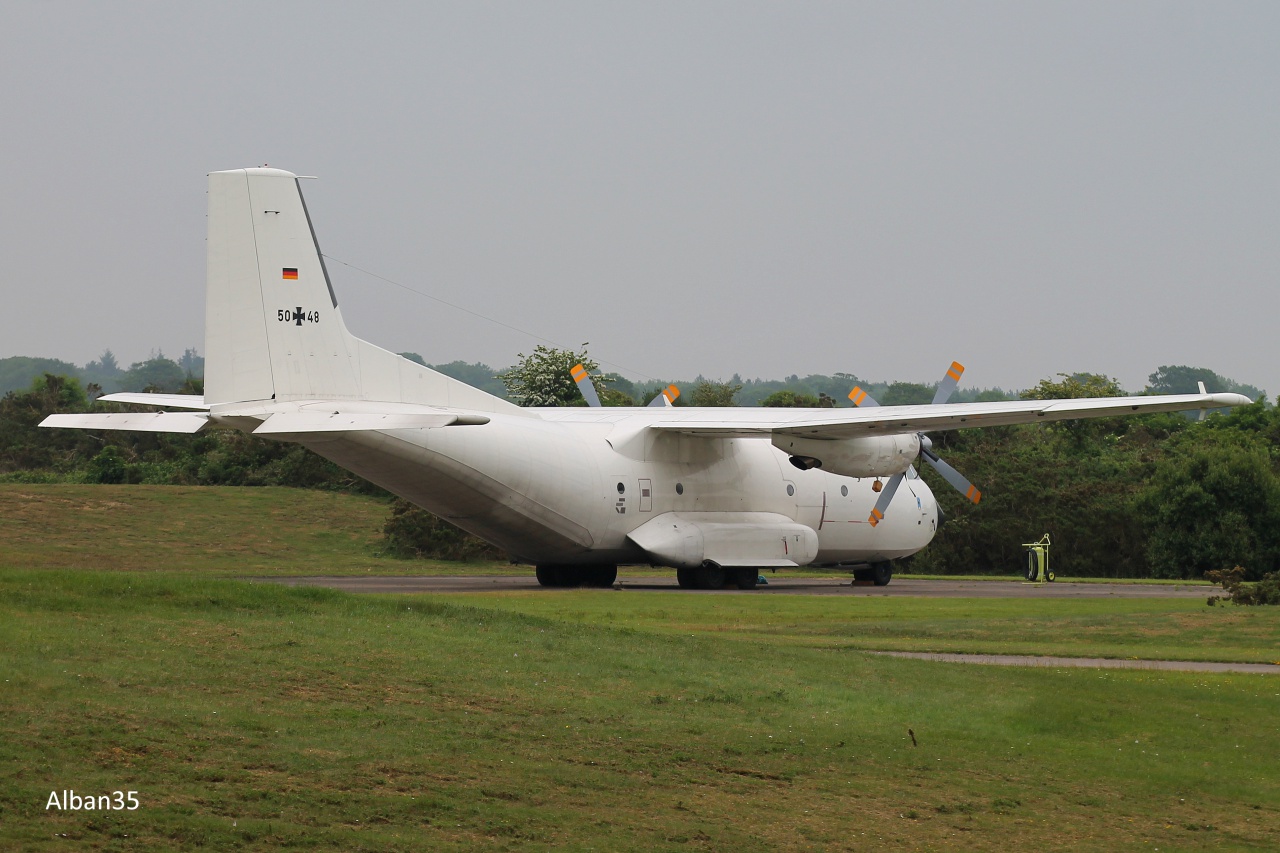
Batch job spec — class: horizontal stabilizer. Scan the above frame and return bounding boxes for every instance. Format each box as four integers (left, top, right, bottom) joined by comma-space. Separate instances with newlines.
252, 411, 490, 434
41, 412, 209, 433
98, 393, 210, 410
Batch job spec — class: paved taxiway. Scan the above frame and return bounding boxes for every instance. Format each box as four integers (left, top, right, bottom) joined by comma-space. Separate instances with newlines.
871, 651, 1279, 674
263, 575, 1212, 598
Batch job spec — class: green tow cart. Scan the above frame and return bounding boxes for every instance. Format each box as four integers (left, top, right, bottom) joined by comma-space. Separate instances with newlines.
1023, 534, 1053, 583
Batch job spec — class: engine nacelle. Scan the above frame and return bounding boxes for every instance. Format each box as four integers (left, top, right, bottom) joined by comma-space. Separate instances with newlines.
771, 433, 920, 478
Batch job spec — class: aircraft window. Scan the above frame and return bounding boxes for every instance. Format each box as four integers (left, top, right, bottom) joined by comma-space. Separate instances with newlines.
786, 484, 795, 496
676, 483, 684, 495
840, 485, 848, 497
616, 482, 625, 493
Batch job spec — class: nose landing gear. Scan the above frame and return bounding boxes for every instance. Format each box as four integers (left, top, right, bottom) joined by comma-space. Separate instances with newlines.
852, 561, 894, 586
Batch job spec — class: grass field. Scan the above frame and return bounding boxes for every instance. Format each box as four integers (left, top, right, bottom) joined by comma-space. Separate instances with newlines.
448, 592, 1280, 664
0, 484, 1216, 583
0, 484, 495, 577
2, 485, 1278, 850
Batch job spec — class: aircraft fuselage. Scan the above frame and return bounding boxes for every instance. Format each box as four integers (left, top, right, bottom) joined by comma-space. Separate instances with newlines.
287, 407, 939, 567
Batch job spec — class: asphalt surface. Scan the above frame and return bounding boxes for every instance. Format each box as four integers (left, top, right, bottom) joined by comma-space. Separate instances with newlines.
873, 651, 1280, 674
262, 574, 1213, 598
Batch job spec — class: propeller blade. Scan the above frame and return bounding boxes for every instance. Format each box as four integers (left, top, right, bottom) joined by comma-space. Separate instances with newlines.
931, 361, 965, 406
867, 472, 904, 526
571, 363, 602, 408
848, 386, 880, 407
647, 384, 680, 407
921, 446, 982, 504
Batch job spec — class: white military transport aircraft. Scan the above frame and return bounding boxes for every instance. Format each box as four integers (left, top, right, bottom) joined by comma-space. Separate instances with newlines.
42, 168, 1251, 590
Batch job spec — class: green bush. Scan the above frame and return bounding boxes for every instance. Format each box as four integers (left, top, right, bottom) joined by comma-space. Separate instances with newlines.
86, 445, 127, 484
1205, 567, 1280, 606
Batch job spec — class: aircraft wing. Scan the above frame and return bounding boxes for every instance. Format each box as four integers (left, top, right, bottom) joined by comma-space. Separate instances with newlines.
641, 392, 1253, 439
97, 393, 209, 410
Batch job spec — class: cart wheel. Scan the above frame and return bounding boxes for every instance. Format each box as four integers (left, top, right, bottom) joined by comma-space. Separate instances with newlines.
1046, 570, 1055, 582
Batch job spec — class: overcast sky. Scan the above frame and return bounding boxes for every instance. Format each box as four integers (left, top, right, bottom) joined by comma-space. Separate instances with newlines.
2, 1, 1276, 394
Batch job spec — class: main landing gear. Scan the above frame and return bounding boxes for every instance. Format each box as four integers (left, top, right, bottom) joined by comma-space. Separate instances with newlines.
676, 563, 760, 591
535, 564, 618, 588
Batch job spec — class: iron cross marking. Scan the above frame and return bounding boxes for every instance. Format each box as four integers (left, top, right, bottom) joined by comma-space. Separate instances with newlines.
292, 307, 305, 326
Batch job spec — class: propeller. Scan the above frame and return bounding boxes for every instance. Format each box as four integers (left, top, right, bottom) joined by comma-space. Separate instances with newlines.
570, 363, 603, 408
848, 361, 982, 526
866, 467, 904, 527
648, 384, 680, 407
572, 363, 680, 408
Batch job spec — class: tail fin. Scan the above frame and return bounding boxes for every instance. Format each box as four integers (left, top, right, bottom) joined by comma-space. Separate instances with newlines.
203, 168, 516, 413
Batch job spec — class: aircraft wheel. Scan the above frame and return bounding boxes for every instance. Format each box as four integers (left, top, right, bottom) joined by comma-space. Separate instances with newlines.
735, 568, 758, 590
872, 562, 893, 586
853, 568, 874, 583
676, 568, 698, 589
696, 563, 727, 590
535, 565, 565, 587
588, 565, 618, 587
1025, 551, 1039, 581
563, 566, 594, 587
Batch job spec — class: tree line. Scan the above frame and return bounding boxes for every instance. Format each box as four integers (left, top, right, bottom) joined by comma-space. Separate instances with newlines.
4, 348, 1262, 409
1, 348, 1274, 581
0, 350, 204, 398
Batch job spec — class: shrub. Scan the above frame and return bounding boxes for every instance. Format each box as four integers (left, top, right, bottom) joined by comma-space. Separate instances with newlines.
87, 446, 127, 484
1205, 567, 1280, 606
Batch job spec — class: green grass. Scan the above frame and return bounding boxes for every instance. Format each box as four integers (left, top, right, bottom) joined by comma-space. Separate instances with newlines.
1, 570, 1279, 851
3, 484, 1279, 849
447, 592, 1280, 664
0, 484, 1218, 582
0, 484, 513, 577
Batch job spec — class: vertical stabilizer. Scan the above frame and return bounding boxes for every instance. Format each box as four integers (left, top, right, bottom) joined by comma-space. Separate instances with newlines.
202, 168, 519, 413
204, 168, 360, 404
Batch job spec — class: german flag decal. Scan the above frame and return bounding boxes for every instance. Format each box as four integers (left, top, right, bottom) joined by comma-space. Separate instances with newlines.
282, 268, 298, 280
